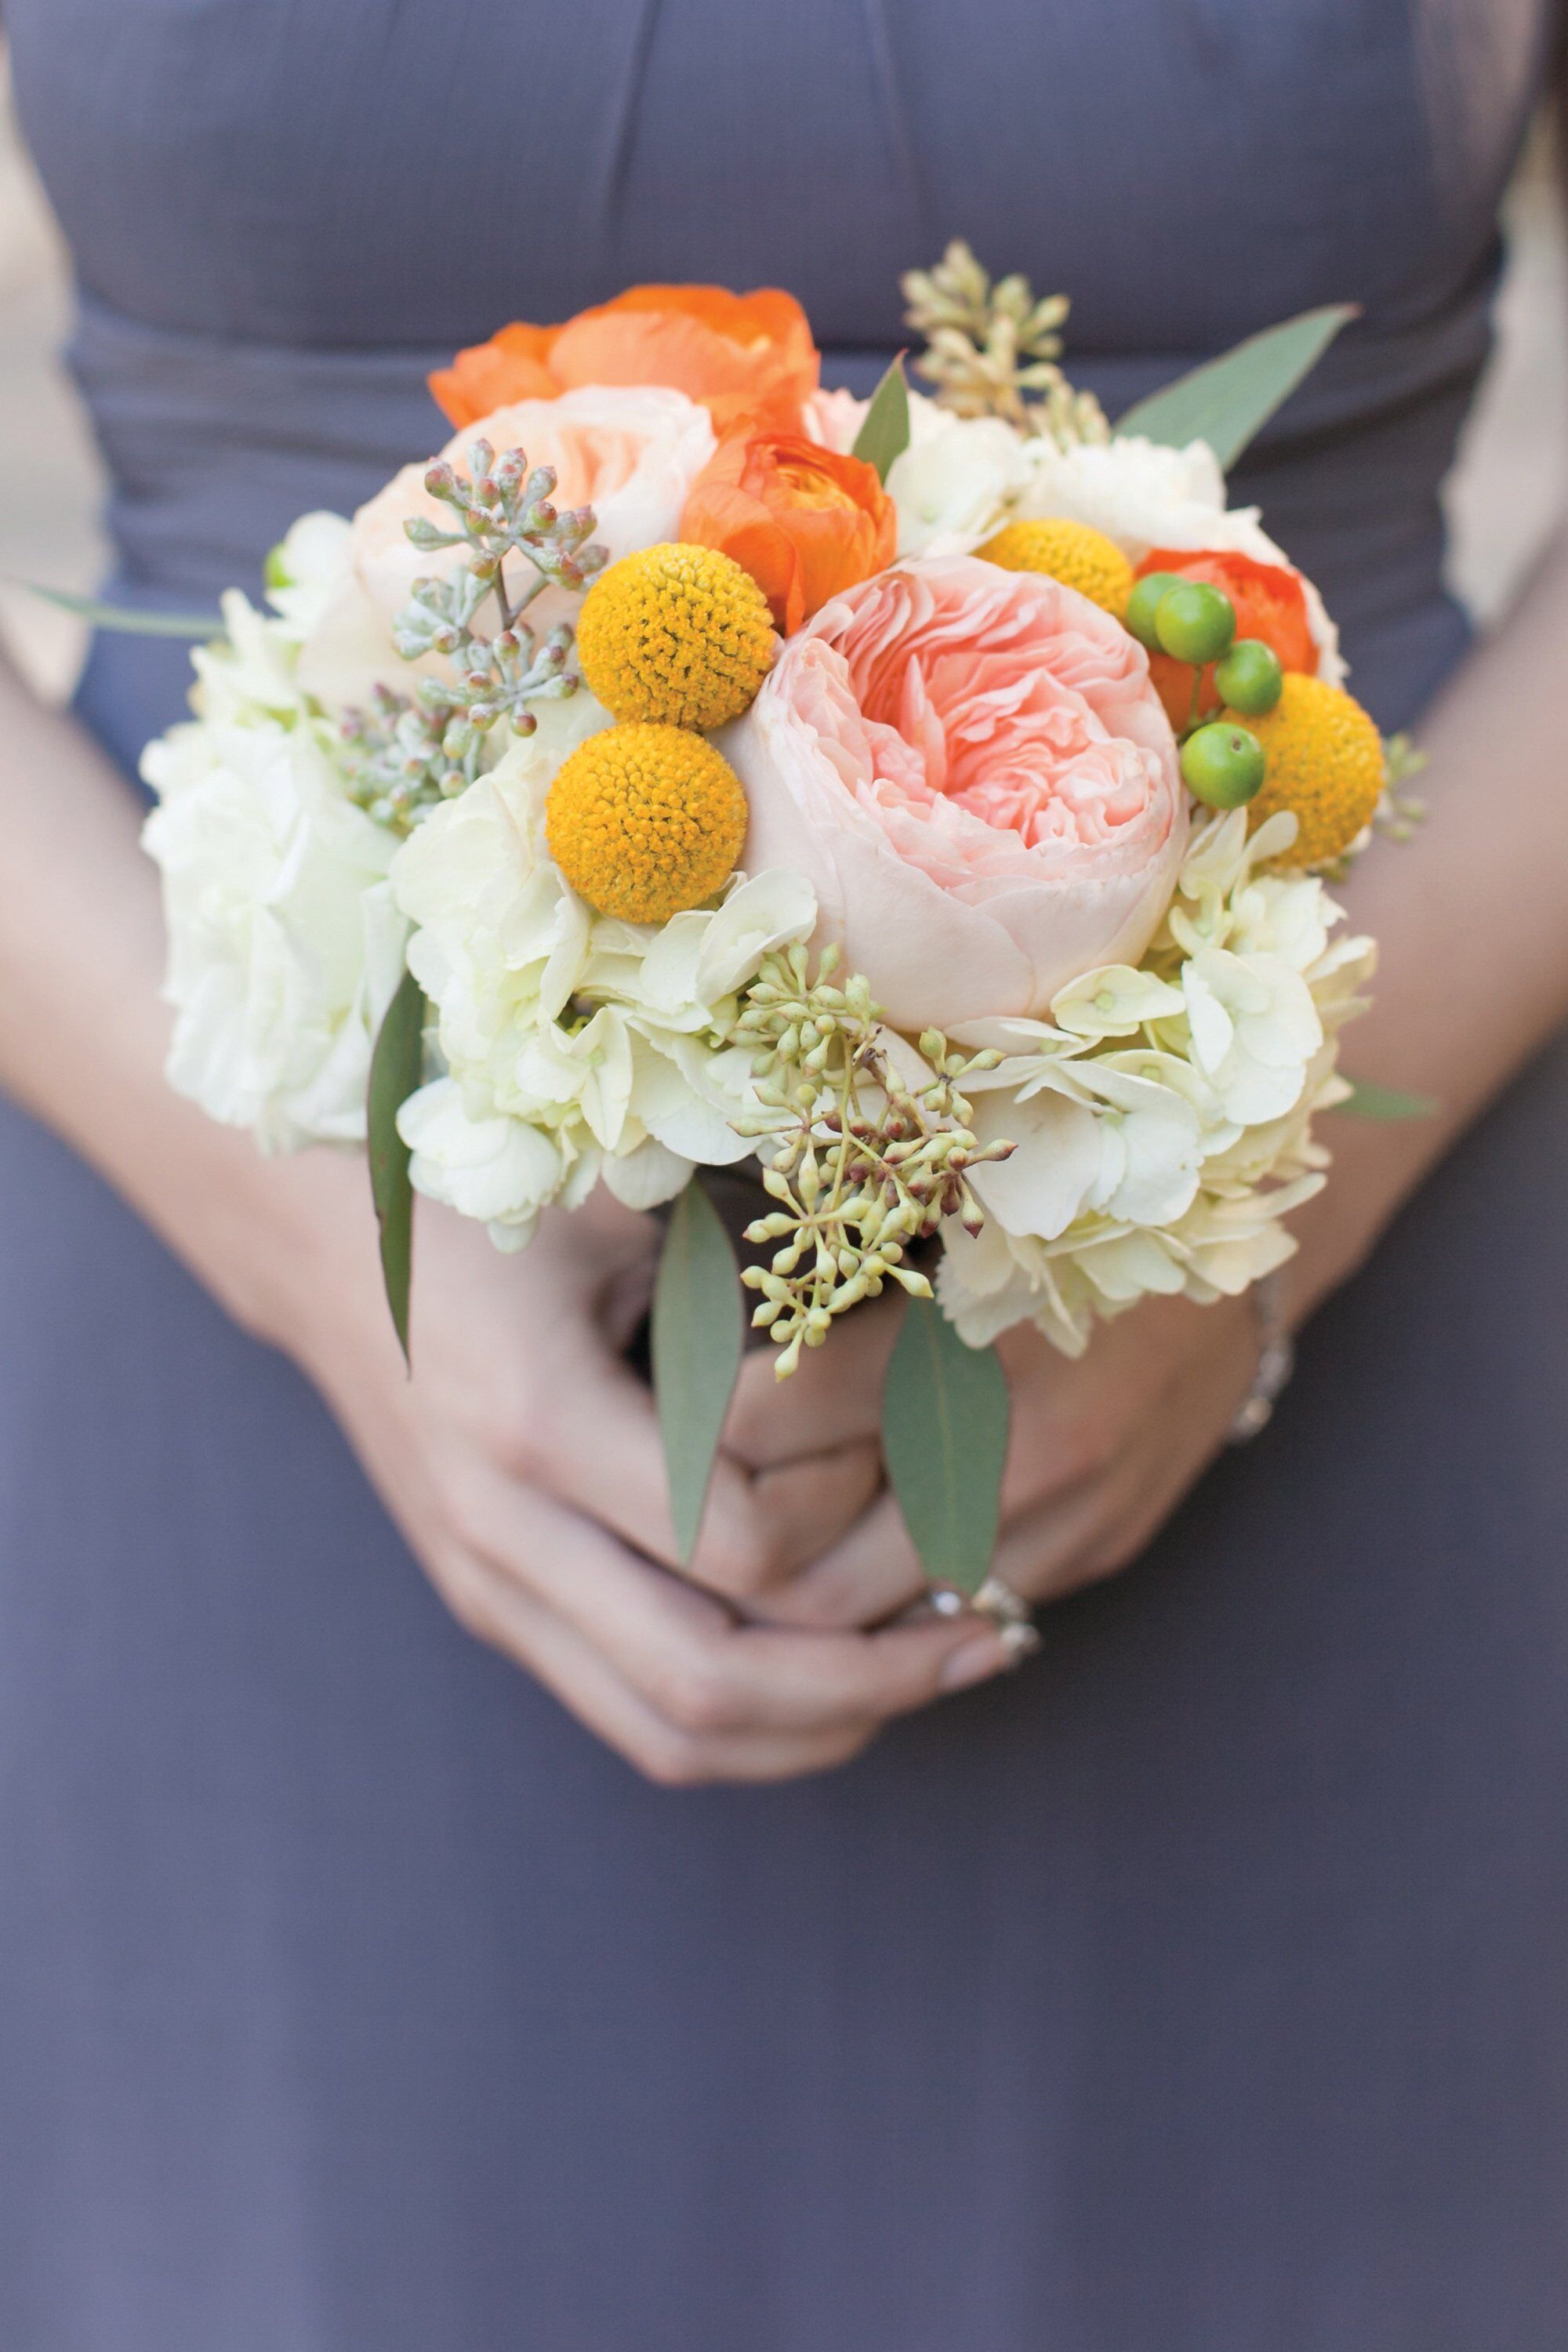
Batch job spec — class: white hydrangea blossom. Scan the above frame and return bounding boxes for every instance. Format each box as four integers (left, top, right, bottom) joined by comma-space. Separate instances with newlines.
140, 518, 409, 1152
389, 740, 818, 1247
937, 808, 1374, 1353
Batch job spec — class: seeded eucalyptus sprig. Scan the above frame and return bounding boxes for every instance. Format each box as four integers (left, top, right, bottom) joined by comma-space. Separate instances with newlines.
406, 440, 607, 617
901, 238, 1109, 448
337, 439, 608, 830
731, 944, 1015, 1378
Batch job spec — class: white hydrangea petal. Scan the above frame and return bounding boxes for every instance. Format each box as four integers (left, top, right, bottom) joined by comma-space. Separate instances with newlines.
398, 1078, 565, 1228
1066, 1065, 1206, 1226
1181, 960, 1237, 1073
1179, 808, 1250, 898
1227, 873, 1330, 969
514, 1007, 635, 1150
264, 510, 355, 637
629, 1038, 756, 1166
937, 1222, 1093, 1356
1232, 956, 1323, 1066
1076, 1229, 1188, 1302
1244, 810, 1301, 867
601, 1135, 697, 1210
637, 913, 712, 1017
1051, 963, 1186, 1039
692, 869, 818, 1003
967, 1085, 1102, 1240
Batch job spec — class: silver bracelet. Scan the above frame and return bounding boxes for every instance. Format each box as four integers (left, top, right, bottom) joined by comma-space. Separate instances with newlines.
1226, 1269, 1296, 1445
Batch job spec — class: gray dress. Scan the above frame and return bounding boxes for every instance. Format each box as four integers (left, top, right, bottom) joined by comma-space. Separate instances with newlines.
5, 5, 1568, 2345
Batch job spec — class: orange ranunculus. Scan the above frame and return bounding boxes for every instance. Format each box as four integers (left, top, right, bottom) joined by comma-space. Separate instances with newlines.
430, 285, 819, 435
426, 322, 560, 426
1135, 546, 1318, 731
680, 430, 897, 633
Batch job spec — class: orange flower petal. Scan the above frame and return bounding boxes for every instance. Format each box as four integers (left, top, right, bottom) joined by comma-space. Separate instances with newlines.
551, 285, 818, 430
429, 284, 820, 441
681, 430, 895, 630
428, 321, 561, 428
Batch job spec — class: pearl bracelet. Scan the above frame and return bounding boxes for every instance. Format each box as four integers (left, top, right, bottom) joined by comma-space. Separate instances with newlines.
1227, 1269, 1296, 1444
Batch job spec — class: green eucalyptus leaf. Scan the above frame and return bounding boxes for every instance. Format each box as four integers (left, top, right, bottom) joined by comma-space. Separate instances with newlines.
1114, 304, 1357, 473
883, 1296, 1010, 1595
652, 1179, 744, 1565
9, 579, 225, 637
1338, 1079, 1438, 1122
367, 969, 426, 1365
851, 354, 912, 484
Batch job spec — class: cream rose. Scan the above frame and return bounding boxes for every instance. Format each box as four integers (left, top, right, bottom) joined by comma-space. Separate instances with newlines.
296, 385, 717, 709
723, 556, 1188, 1033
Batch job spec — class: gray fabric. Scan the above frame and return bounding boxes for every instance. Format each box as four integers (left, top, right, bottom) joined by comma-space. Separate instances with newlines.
3, 4, 1568, 2343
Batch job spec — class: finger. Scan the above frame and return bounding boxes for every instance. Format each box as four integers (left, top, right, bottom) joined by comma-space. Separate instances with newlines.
724, 1293, 903, 1469
500, 1323, 770, 1582
465, 1471, 1014, 1736
520, 1330, 884, 1607
990, 1472, 1139, 1606
730, 1443, 885, 1610
447, 1546, 879, 1785
989, 1340, 1243, 1607
774, 1487, 930, 1628
1002, 1364, 1242, 1606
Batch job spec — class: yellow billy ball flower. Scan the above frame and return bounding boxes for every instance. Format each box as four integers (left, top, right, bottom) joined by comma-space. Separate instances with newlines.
546, 722, 749, 924
976, 517, 1136, 616
575, 542, 776, 730
1233, 673, 1385, 867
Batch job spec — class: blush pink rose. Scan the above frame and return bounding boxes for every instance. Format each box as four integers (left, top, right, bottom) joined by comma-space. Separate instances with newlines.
723, 557, 1188, 1033
296, 387, 716, 710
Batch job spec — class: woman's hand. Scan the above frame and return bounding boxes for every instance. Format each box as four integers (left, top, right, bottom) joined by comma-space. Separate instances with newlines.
259, 1163, 1015, 1784
0, 658, 1013, 1786
724, 1287, 1261, 1628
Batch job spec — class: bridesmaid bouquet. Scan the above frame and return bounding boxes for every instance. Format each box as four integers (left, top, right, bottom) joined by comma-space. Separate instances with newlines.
129, 249, 1416, 1581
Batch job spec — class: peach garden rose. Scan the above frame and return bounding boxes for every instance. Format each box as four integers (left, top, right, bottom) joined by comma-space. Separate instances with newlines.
724, 556, 1189, 1034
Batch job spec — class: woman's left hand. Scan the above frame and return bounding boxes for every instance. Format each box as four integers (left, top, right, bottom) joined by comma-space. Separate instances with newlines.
721, 1287, 1265, 1629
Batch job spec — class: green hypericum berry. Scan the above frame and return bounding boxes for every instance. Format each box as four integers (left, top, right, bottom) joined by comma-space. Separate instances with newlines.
1123, 571, 1185, 649
1214, 637, 1284, 715
1180, 720, 1265, 808
1154, 580, 1236, 666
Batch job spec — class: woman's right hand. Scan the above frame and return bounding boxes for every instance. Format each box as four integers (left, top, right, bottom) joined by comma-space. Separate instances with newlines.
237, 1151, 1014, 1785
0, 661, 1011, 1790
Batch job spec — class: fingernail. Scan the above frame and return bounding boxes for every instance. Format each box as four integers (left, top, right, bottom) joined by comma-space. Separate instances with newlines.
940, 1633, 1011, 1692
999, 1620, 1041, 1668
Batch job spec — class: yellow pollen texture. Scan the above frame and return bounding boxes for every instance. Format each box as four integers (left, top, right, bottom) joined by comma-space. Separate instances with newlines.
977, 517, 1135, 616
546, 722, 750, 924
575, 542, 777, 731
1234, 673, 1386, 867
